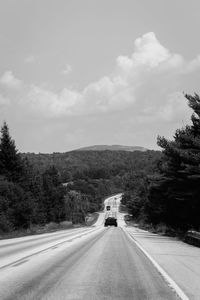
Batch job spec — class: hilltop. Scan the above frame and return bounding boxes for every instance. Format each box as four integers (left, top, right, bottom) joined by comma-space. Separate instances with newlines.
75, 145, 147, 152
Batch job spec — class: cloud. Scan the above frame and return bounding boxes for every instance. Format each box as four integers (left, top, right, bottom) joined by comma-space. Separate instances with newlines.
62, 64, 72, 75
2, 32, 200, 122
117, 32, 171, 70
24, 85, 81, 117
0, 70, 23, 89
2, 32, 200, 152
116, 32, 184, 75
130, 92, 190, 123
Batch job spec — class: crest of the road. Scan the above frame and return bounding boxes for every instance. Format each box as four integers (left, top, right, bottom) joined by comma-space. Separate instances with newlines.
93, 193, 126, 227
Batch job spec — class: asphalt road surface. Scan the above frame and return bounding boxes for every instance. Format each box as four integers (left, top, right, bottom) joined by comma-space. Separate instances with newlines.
0, 195, 179, 300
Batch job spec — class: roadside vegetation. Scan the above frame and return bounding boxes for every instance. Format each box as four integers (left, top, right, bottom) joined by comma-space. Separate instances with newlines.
0, 122, 160, 236
122, 93, 200, 235
0, 122, 67, 234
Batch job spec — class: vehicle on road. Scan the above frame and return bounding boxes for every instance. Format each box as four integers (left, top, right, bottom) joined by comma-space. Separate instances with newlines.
185, 230, 200, 247
104, 217, 117, 227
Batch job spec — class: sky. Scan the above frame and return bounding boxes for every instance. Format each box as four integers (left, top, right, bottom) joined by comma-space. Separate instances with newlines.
0, 0, 200, 153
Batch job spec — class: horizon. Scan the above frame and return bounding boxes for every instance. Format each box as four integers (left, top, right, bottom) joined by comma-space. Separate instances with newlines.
20, 144, 156, 154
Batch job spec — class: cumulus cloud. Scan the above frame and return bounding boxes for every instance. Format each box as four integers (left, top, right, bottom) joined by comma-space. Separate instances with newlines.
25, 85, 81, 117
117, 32, 171, 70
0, 70, 23, 89
139, 92, 190, 123
116, 32, 184, 75
2, 32, 200, 122
2, 32, 200, 152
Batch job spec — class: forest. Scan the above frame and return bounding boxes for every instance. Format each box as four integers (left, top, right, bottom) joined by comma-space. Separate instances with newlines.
0, 122, 160, 233
1, 93, 200, 234
0, 122, 67, 232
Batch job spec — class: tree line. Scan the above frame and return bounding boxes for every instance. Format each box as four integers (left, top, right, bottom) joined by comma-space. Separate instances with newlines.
0, 123, 66, 232
0, 121, 161, 233
23, 148, 161, 224
122, 93, 200, 232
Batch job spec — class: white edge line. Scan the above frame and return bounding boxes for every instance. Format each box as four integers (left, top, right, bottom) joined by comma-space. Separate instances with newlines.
124, 229, 189, 300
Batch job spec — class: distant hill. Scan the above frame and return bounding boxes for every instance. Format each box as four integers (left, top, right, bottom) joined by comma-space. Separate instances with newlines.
75, 145, 148, 152
23, 148, 161, 179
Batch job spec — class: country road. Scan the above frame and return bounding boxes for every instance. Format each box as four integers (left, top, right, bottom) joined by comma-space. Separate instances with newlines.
0, 194, 187, 299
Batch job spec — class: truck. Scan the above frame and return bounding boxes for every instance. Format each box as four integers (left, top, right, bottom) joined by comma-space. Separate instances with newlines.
106, 205, 111, 211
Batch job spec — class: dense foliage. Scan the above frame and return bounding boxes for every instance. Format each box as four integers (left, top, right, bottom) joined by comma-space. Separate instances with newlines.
0, 121, 161, 233
24, 149, 162, 216
122, 93, 200, 231
147, 94, 200, 230
22, 150, 161, 181
0, 123, 66, 232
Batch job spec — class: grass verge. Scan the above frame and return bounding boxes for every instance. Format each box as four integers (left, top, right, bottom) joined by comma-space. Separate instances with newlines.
124, 217, 186, 239
0, 221, 74, 240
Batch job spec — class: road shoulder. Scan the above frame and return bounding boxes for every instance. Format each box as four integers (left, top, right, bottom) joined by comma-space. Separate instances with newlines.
124, 226, 200, 300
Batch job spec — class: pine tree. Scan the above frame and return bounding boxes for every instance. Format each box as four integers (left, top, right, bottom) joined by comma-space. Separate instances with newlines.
0, 122, 23, 182
147, 93, 200, 230
0, 122, 35, 230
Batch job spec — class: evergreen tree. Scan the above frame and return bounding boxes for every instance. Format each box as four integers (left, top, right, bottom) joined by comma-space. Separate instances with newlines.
0, 122, 23, 182
121, 172, 149, 220
0, 123, 35, 231
0, 178, 34, 230
147, 93, 200, 230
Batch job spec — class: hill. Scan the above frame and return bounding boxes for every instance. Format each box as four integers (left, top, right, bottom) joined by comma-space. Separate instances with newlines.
22, 149, 161, 181
75, 145, 147, 152
21, 149, 162, 222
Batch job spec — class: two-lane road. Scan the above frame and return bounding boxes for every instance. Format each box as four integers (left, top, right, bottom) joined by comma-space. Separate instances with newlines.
0, 195, 179, 299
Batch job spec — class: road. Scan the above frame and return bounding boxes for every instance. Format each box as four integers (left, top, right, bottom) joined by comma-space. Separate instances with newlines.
0, 194, 179, 300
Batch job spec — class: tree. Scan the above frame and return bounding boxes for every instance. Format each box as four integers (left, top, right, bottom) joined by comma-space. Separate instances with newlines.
0, 122, 35, 231
121, 172, 149, 220
65, 191, 89, 224
147, 93, 200, 230
0, 178, 34, 230
0, 122, 23, 182
42, 166, 66, 223
19, 158, 46, 225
